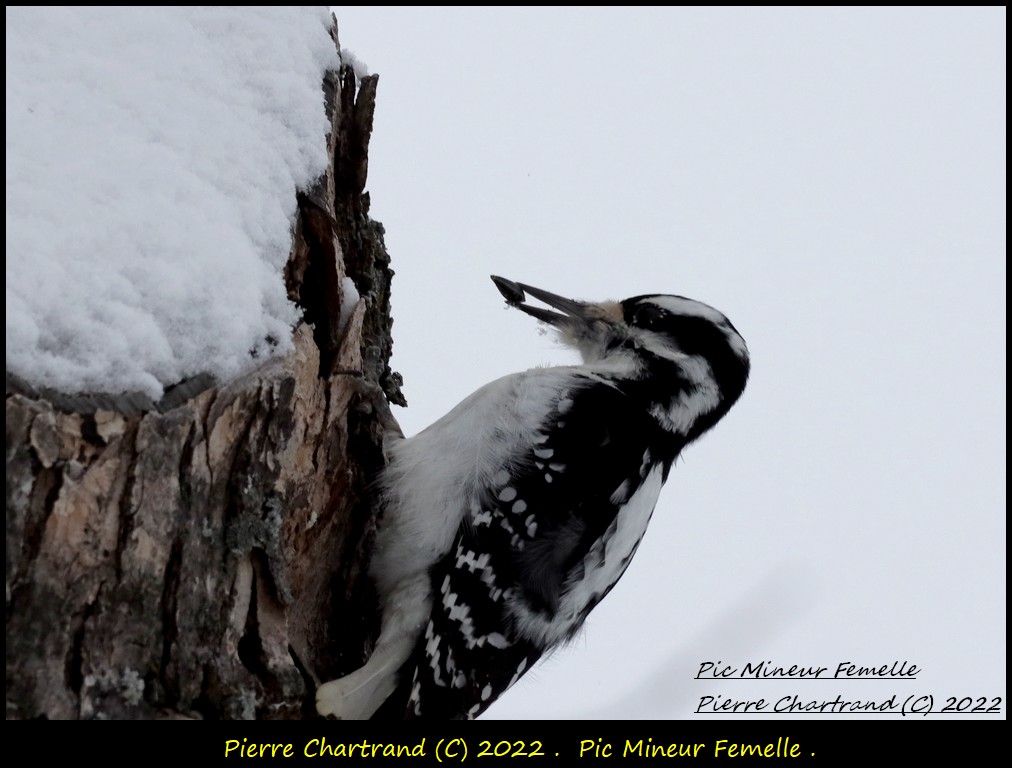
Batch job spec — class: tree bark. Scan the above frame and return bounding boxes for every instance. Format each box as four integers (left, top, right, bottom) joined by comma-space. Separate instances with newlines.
5, 21, 397, 720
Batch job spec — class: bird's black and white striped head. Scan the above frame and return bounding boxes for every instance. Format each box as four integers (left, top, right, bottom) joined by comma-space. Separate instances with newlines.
492, 276, 749, 442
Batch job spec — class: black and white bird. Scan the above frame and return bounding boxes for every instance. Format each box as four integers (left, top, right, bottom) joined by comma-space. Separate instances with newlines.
316, 276, 750, 719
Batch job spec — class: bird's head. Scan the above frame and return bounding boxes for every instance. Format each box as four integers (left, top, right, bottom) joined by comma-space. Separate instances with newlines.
492, 275, 749, 439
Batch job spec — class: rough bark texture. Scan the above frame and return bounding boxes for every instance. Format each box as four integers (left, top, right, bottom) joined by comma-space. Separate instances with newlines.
5, 22, 397, 720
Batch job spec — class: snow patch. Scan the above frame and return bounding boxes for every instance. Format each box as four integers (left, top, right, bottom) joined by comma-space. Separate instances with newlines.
340, 48, 370, 79
339, 276, 361, 334
5, 7, 341, 398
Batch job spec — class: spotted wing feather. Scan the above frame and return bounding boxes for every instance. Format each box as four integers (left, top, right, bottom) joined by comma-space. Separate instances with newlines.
379, 379, 682, 719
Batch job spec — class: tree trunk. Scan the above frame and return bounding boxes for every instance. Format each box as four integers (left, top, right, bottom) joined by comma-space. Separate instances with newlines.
4, 22, 398, 720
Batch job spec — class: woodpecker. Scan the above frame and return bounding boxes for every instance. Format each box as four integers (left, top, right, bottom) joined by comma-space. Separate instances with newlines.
316, 276, 750, 719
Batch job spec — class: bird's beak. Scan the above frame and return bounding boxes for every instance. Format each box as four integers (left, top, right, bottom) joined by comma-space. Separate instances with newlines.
491, 276, 592, 327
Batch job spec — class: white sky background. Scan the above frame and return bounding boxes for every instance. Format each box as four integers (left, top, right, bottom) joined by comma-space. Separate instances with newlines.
333, 7, 1005, 719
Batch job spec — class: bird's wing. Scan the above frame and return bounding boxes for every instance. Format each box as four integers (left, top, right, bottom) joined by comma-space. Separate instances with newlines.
383, 377, 680, 719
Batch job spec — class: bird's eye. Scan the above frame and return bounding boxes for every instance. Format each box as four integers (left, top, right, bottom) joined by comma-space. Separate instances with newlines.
632, 304, 667, 329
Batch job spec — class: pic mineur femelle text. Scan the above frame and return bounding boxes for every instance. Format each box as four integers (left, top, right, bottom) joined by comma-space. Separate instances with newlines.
696, 660, 919, 679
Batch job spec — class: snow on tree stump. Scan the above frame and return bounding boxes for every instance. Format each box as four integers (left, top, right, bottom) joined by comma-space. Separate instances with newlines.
5, 27, 400, 720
